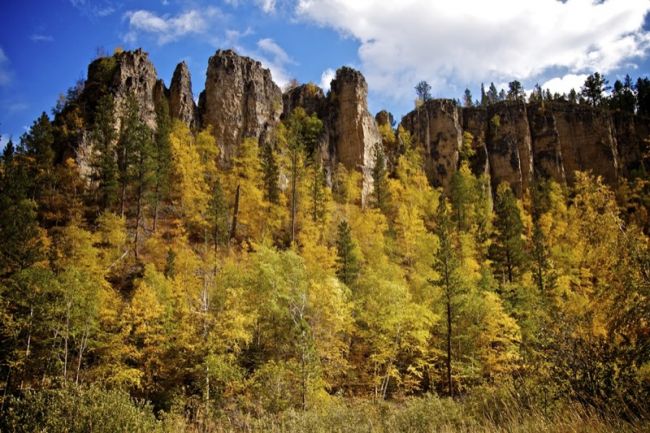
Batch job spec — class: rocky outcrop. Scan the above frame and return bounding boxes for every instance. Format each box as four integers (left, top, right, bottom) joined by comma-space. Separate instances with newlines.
400, 99, 463, 190
282, 83, 325, 119
169, 62, 197, 128
486, 101, 534, 196
327, 67, 382, 204
200, 49, 283, 162
527, 103, 566, 185
375, 110, 394, 128
550, 102, 619, 185
84, 49, 160, 131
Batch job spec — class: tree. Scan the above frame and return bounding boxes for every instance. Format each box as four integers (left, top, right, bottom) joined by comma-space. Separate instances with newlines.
415, 81, 432, 103
489, 183, 527, 284
463, 88, 473, 107
90, 94, 118, 212
581, 72, 609, 106
610, 76, 636, 113
507, 80, 525, 102
261, 140, 280, 205
335, 220, 360, 286
431, 199, 462, 397
487, 82, 499, 105
637, 76, 650, 116
480, 83, 488, 107
371, 144, 390, 213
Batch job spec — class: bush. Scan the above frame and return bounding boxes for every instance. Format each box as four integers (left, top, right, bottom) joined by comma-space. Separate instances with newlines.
1, 386, 162, 433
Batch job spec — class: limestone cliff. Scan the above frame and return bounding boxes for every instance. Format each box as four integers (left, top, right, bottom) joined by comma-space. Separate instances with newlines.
169, 61, 197, 128
200, 49, 283, 162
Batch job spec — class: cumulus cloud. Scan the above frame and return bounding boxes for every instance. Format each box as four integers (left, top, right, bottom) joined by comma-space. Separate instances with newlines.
258, 38, 294, 65
319, 68, 335, 91
0, 47, 11, 86
542, 74, 590, 96
296, 0, 650, 103
124, 8, 223, 45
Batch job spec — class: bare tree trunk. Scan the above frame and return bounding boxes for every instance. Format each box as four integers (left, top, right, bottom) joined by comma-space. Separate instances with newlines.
75, 327, 89, 386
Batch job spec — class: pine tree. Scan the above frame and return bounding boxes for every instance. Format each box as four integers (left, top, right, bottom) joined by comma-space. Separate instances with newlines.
90, 94, 118, 211
581, 72, 609, 106
431, 198, 462, 397
489, 183, 527, 284
371, 144, 390, 213
463, 88, 473, 107
335, 220, 360, 286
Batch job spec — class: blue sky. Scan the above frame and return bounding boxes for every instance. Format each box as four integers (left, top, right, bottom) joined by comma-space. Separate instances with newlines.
1, 0, 650, 144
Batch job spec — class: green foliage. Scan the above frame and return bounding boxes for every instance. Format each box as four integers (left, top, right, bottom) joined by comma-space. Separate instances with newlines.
335, 220, 360, 286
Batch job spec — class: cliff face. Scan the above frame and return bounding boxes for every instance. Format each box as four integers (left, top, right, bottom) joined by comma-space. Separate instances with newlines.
327, 67, 382, 203
551, 102, 619, 185
527, 103, 566, 185
200, 49, 283, 162
169, 62, 197, 128
400, 99, 463, 190
461, 107, 490, 177
74, 48, 649, 201
84, 49, 161, 131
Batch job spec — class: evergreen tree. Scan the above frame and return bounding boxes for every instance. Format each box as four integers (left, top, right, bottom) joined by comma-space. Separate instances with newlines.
507, 80, 525, 102
487, 82, 499, 104
463, 88, 473, 107
371, 144, 390, 213
489, 183, 527, 284
415, 80, 432, 103
335, 220, 360, 286
581, 72, 609, 106
431, 199, 462, 397
480, 83, 488, 107
90, 94, 118, 211
637, 76, 650, 116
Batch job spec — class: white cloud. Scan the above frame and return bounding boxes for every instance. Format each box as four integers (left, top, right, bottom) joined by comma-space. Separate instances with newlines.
30, 34, 54, 43
296, 0, 650, 104
319, 68, 335, 91
257, 38, 294, 65
542, 74, 589, 96
124, 8, 223, 45
248, 38, 294, 87
225, 0, 278, 13
69, 0, 116, 17
0, 47, 11, 86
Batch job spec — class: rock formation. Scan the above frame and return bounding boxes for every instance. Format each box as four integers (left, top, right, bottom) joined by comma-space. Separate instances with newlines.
550, 102, 619, 185
282, 83, 326, 119
72, 48, 650, 202
400, 99, 463, 190
486, 101, 534, 196
527, 103, 566, 185
84, 49, 160, 131
327, 67, 382, 204
200, 49, 283, 162
169, 61, 197, 128
461, 107, 490, 177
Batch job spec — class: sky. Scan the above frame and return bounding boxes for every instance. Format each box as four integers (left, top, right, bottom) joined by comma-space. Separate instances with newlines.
1, 0, 650, 144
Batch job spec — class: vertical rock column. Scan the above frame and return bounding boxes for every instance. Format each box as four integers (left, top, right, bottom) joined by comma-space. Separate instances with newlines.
328, 67, 382, 205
